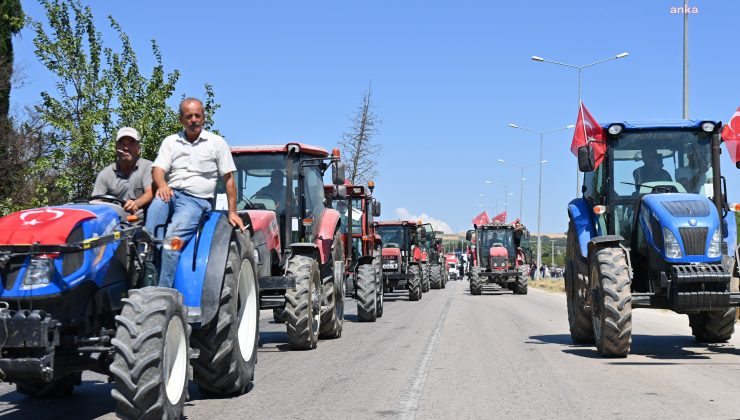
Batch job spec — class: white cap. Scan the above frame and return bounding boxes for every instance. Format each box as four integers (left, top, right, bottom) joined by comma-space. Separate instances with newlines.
116, 127, 141, 142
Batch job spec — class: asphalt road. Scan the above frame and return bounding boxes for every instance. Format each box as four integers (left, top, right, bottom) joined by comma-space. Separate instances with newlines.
1, 280, 739, 419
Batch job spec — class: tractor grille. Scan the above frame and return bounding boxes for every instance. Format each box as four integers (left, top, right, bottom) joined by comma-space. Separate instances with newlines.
679, 227, 708, 256
662, 200, 710, 217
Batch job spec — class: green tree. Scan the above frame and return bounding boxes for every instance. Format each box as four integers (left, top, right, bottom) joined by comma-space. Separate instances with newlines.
28, 0, 218, 206
0, 0, 24, 118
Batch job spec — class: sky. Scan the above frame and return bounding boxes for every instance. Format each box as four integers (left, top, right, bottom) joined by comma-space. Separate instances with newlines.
10, 0, 740, 234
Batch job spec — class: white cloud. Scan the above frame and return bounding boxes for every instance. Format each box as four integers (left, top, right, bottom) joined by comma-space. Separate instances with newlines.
394, 208, 453, 234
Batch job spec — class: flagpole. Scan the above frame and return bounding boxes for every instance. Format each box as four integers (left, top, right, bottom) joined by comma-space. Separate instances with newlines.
683, 0, 689, 118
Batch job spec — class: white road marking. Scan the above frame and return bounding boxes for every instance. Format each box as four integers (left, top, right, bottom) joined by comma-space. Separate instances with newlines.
398, 290, 452, 420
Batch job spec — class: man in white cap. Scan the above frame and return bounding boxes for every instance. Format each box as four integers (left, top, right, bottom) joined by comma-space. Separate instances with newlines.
92, 127, 153, 216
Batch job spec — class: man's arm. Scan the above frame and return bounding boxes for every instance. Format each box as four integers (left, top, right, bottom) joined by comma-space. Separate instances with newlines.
152, 167, 174, 202
224, 172, 245, 231
124, 187, 153, 214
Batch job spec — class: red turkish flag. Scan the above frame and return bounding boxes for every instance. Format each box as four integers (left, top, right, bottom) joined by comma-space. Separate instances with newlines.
571, 102, 606, 169
722, 106, 740, 165
472, 211, 490, 226
492, 211, 507, 223
0, 207, 97, 246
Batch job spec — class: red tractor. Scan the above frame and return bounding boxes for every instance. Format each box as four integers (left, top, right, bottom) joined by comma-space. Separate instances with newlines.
325, 181, 383, 321
375, 220, 427, 301
466, 221, 532, 295
222, 143, 346, 350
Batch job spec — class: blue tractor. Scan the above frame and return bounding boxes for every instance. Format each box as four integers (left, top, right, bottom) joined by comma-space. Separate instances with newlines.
567, 120, 740, 357
0, 196, 259, 418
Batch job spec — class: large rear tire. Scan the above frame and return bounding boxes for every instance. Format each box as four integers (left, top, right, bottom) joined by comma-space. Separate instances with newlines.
284, 255, 321, 350
430, 265, 442, 289
513, 276, 528, 295
374, 254, 384, 318
408, 265, 422, 301
320, 230, 345, 339
356, 263, 377, 322
191, 232, 259, 395
110, 287, 189, 420
591, 247, 632, 357
565, 220, 594, 344
689, 308, 737, 343
470, 266, 483, 295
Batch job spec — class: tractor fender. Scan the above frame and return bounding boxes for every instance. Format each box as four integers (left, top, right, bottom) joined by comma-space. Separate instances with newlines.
568, 198, 597, 259
356, 255, 375, 267
587, 235, 625, 257
173, 212, 237, 325
289, 242, 321, 262
315, 208, 341, 265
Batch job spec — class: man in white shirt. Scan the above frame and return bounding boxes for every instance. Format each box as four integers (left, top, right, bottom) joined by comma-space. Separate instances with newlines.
145, 97, 244, 288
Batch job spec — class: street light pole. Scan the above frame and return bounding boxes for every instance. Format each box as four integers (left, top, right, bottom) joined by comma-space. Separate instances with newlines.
551, 239, 556, 266
683, 0, 689, 118
531, 52, 629, 196
508, 123, 574, 279
497, 159, 542, 221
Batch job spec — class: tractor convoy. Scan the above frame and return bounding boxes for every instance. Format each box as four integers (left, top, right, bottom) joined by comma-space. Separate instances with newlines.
0, 142, 454, 417
2, 110, 740, 417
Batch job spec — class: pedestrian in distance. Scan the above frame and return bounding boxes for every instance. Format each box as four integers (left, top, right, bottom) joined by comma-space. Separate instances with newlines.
145, 97, 245, 288
91, 127, 153, 218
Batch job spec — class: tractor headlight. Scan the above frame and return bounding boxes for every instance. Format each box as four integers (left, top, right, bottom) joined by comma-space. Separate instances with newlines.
22, 257, 53, 290
608, 124, 624, 135
663, 228, 683, 259
701, 122, 715, 133
707, 229, 722, 258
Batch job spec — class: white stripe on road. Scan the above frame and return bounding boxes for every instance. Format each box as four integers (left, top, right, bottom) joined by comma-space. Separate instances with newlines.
398, 289, 453, 420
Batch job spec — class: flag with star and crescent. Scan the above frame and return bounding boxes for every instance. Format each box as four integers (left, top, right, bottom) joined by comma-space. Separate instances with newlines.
722, 106, 740, 165
571, 101, 606, 169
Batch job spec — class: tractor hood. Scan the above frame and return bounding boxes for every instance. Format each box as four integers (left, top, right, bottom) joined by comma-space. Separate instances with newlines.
638, 193, 722, 263
0, 204, 125, 298
489, 246, 508, 258
382, 247, 401, 258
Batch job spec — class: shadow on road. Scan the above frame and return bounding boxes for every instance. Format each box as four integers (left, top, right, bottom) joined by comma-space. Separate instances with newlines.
258, 331, 293, 352
529, 333, 740, 362
466, 285, 514, 296
0, 380, 115, 420
382, 292, 412, 302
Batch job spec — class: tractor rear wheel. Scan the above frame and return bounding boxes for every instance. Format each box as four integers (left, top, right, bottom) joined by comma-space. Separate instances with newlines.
591, 247, 632, 357
356, 263, 377, 322
320, 230, 345, 339
470, 267, 483, 295
430, 265, 442, 289
408, 265, 422, 301
513, 276, 528, 295
374, 255, 384, 318
441, 268, 447, 288
191, 232, 258, 395
689, 308, 737, 343
421, 264, 430, 292
565, 220, 594, 344
110, 287, 189, 420
284, 255, 321, 350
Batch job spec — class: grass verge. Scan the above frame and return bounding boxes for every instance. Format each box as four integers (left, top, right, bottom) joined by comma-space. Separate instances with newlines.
529, 278, 565, 293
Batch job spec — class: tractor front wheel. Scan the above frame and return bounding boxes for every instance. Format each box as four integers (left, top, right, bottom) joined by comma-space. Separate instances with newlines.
110, 287, 190, 420
689, 308, 737, 343
430, 265, 442, 289
470, 267, 483, 295
590, 247, 632, 357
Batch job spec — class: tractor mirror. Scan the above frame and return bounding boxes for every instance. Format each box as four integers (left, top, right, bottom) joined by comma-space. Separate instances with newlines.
578, 145, 595, 172
373, 200, 381, 217
332, 162, 346, 185
465, 230, 473, 241
336, 185, 347, 199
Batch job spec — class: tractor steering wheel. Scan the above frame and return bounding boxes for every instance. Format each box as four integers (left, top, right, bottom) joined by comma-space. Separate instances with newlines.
90, 195, 127, 207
